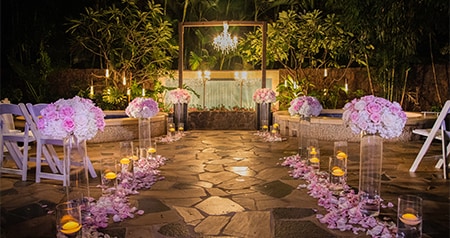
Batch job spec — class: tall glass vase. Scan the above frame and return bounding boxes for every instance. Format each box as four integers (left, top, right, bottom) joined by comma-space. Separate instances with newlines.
256, 103, 271, 131
297, 115, 311, 158
174, 103, 188, 131
138, 118, 152, 159
359, 132, 383, 217
63, 135, 90, 202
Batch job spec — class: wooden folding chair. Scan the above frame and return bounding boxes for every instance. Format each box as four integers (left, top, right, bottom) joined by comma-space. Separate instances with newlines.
0, 103, 35, 181
410, 100, 450, 179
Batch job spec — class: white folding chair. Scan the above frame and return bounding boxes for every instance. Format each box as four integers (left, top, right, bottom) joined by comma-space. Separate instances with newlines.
0, 103, 35, 181
410, 100, 450, 179
22, 103, 97, 186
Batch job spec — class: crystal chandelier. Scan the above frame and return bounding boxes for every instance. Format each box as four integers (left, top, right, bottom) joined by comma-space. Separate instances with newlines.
212, 22, 238, 54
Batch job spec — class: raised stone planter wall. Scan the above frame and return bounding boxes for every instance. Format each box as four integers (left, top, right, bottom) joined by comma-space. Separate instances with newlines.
188, 111, 257, 130
89, 111, 167, 144
273, 110, 436, 142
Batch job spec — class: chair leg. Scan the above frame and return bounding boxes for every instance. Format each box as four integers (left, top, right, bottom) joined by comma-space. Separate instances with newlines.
35, 144, 42, 183
20, 143, 29, 181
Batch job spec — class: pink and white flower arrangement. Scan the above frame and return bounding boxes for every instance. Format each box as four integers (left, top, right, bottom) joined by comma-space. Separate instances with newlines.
253, 88, 277, 104
37, 96, 105, 141
288, 96, 323, 117
168, 88, 191, 104
342, 95, 407, 139
125, 97, 159, 118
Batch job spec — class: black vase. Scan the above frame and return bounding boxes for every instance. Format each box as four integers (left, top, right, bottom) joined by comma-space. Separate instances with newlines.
256, 103, 272, 130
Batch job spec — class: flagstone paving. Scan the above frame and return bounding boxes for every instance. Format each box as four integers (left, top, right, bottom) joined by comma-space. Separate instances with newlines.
1, 130, 449, 238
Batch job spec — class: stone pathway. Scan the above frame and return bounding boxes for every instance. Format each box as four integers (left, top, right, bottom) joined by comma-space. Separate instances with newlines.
1, 130, 449, 237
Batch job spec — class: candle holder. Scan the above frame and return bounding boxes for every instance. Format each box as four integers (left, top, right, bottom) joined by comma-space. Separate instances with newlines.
397, 195, 422, 238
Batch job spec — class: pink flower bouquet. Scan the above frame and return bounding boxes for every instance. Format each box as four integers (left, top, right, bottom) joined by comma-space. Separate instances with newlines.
125, 97, 159, 118
342, 95, 407, 139
253, 88, 277, 104
38, 96, 105, 141
168, 88, 191, 104
288, 96, 323, 117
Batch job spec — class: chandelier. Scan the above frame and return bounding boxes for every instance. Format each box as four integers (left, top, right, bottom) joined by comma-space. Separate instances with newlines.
212, 22, 238, 54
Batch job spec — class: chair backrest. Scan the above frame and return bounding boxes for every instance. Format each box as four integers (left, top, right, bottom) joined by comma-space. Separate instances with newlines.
20, 103, 46, 139
0, 103, 27, 133
22, 103, 64, 145
0, 100, 16, 132
25, 103, 49, 125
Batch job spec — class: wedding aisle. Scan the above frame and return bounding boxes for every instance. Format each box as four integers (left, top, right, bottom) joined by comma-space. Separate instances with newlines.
0, 130, 448, 237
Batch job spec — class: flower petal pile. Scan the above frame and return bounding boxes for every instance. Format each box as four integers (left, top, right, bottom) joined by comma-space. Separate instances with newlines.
252, 88, 277, 104
280, 154, 396, 237
125, 97, 159, 118
38, 96, 105, 141
168, 88, 191, 104
342, 95, 407, 139
288, 96, 323, 117
82, 155, 167, 233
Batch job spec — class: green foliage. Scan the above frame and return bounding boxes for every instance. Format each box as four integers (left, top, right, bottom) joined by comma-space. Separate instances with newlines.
67, 0, 178, 109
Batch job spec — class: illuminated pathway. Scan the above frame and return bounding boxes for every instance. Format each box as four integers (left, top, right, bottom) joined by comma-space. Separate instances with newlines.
1, 130, 448, 237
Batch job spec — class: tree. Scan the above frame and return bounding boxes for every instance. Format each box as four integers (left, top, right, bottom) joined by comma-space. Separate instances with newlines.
238, 9, 369, 109
67, 0, 178, 108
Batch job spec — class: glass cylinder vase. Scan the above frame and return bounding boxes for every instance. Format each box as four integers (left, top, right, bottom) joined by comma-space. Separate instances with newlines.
359, 132, 383, 217
63, 135, 90, 202
256, 103, 271, 131
297, 115, 311, 158
138, 118, 152, 159
174, 103, 188, 131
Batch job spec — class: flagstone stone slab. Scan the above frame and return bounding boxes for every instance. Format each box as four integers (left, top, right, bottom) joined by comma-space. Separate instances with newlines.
194, 215, 231, 235
204, 164, 224, 172
274, 220, 336, 238
173, 206, 204, 223
195, 196, 245, 215
139, 188, 207, 198
217, 177, 263, 190
162, 198, 203, 207
223, 211, 271, 238
199, 171, 238, 185
252, 180, 294, 198
205, 187, 229, 196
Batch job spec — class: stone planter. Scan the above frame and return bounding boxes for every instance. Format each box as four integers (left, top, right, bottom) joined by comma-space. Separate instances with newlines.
88, 111, 167, 144
188, 111, 256, 130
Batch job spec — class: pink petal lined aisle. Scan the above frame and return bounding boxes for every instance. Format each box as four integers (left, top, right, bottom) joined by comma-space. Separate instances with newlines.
280, 154, 396, 237
80, 155, 167, 236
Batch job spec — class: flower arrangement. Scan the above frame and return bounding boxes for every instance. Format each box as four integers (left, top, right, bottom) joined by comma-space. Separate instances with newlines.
168, 88, 191, 104
252, 88, 277, 104
125, 97, 159, 118
342, 95, 407, 139
38, 96, 105, 141
288, 96, 323, 117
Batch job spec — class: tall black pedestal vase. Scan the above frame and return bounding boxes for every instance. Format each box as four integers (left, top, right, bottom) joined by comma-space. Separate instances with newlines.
256, 103, 272, 131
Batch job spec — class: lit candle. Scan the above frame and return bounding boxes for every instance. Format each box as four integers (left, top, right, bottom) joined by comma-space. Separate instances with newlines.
127, 88, 131, 96
142, 88, 145, 96
324, 68, 328, 77
106, 69, 110, 78
344, 78, 348, 92
241, 71, 247, 80
90, 85, 94, 95
122, 75, 126, 86
204, 70, 211, 79
284, 80, 287, 87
